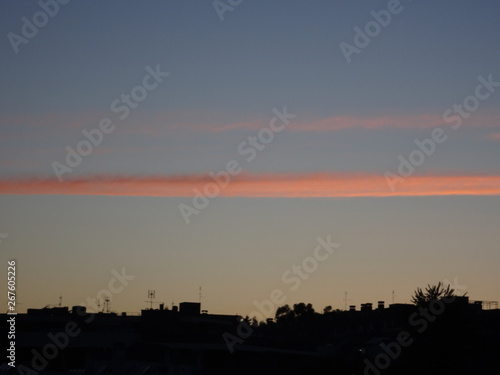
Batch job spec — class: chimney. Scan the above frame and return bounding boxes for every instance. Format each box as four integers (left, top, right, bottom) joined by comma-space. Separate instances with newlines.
378, 301, 385, 310
361, 303, 372, 312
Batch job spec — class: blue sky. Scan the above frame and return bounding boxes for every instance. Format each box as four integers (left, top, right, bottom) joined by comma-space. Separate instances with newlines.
0, 0, 499, 315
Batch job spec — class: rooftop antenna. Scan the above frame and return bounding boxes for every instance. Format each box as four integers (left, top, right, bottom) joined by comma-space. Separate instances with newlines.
103, 297, 110, 313
392, 290, 397, 304
199, 286, 202, 304
58, 295, 62, 307
146, 290, 156, 310
343, 291, 351, 311
5, 300, 22, 313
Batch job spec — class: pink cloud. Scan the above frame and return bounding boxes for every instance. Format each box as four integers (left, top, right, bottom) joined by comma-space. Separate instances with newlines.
176, 112, 500, 133
487, 132, 500, 140
3, 110, 499, 140
1, 173, 499, 198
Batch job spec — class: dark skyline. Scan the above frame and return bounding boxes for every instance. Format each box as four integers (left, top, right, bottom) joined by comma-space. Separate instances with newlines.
1, 0, 500, 327
5, 292, 500, 374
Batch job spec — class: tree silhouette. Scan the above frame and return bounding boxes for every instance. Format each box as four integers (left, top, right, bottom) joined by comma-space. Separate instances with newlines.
411, 281, 464, 307
274, 303, 317, 324
275, 304, 292, 321
292, 302, 315, 318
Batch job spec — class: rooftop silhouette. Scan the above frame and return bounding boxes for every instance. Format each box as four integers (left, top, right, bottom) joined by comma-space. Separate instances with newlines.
3, 288, 500, 375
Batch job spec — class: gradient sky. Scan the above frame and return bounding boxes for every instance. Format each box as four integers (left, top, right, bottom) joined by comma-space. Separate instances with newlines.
1, 0, 499, 316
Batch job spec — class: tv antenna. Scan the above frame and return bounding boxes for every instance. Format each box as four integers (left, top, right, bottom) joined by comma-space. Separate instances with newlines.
58, 295, 63, 307
392, 290, 397, 304
343, 291, 352, 311
199, 286, 202, 304
103, 297, 110, 313
146, 290, 156, 310
4, 300, 22, 313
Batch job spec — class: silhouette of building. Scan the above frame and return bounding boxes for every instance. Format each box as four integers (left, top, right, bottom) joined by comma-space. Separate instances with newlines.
2, 296, 499, 374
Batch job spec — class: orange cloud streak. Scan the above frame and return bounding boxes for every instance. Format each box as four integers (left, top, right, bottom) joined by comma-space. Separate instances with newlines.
3, 111, 498, 138
186, 113, 500, 133
1, 173, 500, 198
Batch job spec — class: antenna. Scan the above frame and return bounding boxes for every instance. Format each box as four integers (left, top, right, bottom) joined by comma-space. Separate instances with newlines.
343, 291, 352, 311
5, 300, 22, 313
103, 297, 110, 313
146, 290, 156, 310
199, 286, 202, 304
392, 290, 397, 304
58, 295, 62, 307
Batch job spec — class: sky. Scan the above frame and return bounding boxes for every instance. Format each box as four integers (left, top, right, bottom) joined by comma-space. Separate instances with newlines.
0, 0, 499, 317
